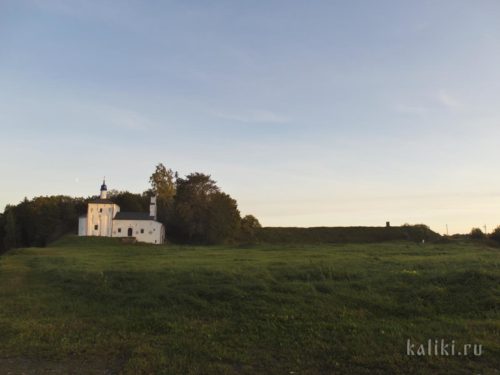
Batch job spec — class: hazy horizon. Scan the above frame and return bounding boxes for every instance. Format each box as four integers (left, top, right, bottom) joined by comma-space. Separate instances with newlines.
1, 1, 500, 235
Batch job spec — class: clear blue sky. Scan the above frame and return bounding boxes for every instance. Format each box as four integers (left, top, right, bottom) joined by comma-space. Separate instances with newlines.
1, 0, 500, 234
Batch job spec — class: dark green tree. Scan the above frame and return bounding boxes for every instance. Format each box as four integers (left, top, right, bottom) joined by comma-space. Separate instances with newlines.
173, 173, 240, 244
470, 228, 486, 240
15, 198, 36, 247
489, 226, 500, 243
1, 196, 84, 249
206, 192, 241, 244
241, 215, 261, 229
239, 215, 262, 242
108, 191, 149, 212
3, 208, 18, 250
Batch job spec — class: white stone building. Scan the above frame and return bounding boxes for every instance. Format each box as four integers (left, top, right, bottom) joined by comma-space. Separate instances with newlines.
78, 180, 165, 244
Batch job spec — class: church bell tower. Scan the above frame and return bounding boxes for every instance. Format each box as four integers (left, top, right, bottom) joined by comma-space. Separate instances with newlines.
100, 178, 107, 199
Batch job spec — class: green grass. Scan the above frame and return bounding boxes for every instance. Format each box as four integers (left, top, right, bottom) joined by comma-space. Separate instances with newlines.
255, 225, 441, 244
0, 236, 499, 374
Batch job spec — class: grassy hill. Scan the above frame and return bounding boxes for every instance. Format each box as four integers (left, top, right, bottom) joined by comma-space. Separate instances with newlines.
254, 225, 441, 244
0, 236, 498, 374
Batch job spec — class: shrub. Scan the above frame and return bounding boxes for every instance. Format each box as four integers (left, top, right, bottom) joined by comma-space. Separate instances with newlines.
489, 226, 500, 243
239, 215, 262, 243
470, 228, 486, 240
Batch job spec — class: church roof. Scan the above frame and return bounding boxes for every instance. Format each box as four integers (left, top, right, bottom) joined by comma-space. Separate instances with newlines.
88, 198, 115, 204
114, 212, 155, 221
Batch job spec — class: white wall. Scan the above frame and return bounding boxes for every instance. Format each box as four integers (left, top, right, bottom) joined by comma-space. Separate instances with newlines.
78, 216, 87, 236
112, 219, 164, 244
86, 203, 120, 237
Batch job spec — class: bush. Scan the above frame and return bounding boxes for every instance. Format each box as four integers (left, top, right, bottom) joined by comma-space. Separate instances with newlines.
238, 215, 262, 243
470, 228, 486, 240
489, 226, 500, 243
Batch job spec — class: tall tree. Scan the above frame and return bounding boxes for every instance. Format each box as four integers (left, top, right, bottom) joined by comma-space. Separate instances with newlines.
206, 192, 241, 244
149, 163, 177, 230
149, 163, 176, 202
3, 208, 17, 250
173, 173, 240, 244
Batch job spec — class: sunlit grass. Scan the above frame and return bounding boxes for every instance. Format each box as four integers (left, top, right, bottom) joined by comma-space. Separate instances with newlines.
0, 236, 498, 374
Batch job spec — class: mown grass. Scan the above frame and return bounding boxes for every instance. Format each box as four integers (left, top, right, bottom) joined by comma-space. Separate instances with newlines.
0, 236, 499, 374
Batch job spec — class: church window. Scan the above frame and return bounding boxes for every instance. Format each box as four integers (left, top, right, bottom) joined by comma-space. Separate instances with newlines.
94, 225, 98, 230
99, 208, 103, 213
118, 228, 121, 233
141, 229, 144, 234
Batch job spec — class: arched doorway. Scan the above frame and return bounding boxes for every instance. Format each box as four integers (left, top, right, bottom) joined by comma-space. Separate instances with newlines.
127, 228, 133, 237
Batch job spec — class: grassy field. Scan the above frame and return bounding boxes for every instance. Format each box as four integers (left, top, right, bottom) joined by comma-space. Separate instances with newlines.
0, 236, 499, 374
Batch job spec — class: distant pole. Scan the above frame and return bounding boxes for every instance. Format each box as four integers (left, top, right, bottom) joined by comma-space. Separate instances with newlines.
446, 224, 449, 236
484, 225, 487, 235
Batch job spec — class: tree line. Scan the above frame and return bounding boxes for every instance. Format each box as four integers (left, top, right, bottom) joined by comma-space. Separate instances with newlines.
3, 163, 500, 253
0, 163, 261, 252
148, 163, 260, 244
469, 227, 500, 242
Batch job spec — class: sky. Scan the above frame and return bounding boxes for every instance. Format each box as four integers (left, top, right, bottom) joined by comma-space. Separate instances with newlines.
1, 0, 500, 234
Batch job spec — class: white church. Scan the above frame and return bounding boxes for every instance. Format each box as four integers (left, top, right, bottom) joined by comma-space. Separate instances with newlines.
78, 180, 165, 244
